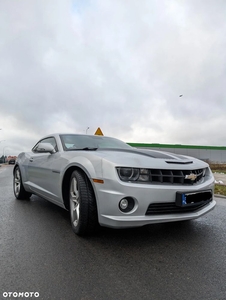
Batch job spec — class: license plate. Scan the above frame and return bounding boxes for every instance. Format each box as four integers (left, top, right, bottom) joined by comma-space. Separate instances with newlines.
176, 190, 212, 207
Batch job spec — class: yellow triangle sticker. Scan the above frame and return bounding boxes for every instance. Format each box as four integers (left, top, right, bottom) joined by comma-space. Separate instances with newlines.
94, 127, 104, 136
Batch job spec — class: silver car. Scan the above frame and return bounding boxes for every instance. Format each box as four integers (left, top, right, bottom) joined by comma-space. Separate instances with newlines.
13, 134, 216, 235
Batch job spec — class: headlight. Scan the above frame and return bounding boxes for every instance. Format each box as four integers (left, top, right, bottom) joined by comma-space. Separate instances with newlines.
116, 167, 150, 182
117, 168, 139, 181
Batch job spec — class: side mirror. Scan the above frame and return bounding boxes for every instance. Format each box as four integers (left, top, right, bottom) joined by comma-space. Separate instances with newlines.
35, 143, 56, 154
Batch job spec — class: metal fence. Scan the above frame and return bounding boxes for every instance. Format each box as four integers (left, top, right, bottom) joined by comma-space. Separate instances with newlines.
128, 143, 226, 163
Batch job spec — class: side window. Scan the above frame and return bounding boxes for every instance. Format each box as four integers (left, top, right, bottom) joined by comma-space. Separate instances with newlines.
32, 137, 58, 153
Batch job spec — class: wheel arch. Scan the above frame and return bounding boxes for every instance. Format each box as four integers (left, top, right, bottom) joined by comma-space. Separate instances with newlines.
13, 163, 19, 174
62, 166, 97, 211
13, 163, 24, 182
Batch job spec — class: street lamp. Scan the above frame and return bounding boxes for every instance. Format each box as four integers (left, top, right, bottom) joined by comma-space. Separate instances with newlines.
86, 127, 89, 134
3, 146, 9, 164
0, 139, 6, 164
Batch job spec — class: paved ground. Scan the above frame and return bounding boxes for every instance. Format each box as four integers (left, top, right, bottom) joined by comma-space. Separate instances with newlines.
1, 165, 226, 300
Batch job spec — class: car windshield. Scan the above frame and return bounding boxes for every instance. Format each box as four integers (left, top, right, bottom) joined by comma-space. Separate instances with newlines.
60, 134, 132, 151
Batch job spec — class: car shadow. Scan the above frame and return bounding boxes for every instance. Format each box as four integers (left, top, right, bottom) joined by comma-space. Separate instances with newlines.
15, 194, 213, 249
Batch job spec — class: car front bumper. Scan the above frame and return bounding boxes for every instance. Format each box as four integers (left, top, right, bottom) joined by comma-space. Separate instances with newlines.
93, 176, 216, 228
99, 200, 216, 228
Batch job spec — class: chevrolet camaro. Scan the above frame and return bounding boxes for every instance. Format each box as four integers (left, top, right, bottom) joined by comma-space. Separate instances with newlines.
13, 134, 216, 235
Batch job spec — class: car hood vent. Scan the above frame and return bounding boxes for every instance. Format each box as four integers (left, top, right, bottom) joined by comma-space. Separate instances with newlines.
165, 160, 193, 164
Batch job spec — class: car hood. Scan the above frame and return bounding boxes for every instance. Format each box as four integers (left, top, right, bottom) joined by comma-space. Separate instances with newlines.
93, 148, 208, 169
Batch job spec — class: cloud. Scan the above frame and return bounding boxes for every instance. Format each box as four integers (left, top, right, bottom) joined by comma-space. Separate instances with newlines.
0, 0, 226, 155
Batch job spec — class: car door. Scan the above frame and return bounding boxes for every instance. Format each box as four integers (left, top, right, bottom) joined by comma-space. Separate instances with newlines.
27, 137, 63, 204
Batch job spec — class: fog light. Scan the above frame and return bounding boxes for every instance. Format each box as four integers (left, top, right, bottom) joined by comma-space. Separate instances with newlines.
120, 199, 128, 210
119, 197, 135, 213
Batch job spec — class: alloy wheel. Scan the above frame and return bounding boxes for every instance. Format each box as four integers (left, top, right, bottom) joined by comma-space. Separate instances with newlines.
14, 168, 21, 197
70, 177, 80, 227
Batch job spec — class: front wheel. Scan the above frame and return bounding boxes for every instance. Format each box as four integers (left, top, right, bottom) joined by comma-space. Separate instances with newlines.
69, 170, 98, 236
14, 166, 32, 199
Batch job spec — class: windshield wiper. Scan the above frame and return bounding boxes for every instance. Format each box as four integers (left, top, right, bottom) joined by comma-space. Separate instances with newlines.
74, 147, 98, 151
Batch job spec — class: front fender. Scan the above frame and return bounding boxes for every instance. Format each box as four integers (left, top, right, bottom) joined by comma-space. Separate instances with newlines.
61, 156, 103, 210
63, 156, 103, 180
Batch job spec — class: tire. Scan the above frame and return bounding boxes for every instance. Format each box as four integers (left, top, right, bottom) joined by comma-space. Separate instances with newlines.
69, 170, 98, 236
14, 166, 32, 200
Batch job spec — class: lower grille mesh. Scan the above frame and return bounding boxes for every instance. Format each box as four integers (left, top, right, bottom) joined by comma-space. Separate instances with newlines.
146, 200, 212, 215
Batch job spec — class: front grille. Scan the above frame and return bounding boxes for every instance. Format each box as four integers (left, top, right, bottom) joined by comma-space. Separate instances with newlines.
146, 200, 212, 215
147, 168, 206, 185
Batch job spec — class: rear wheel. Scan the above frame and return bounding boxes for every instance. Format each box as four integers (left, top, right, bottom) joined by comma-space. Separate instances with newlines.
14, 166, 32, 199
69, 170, 98, 236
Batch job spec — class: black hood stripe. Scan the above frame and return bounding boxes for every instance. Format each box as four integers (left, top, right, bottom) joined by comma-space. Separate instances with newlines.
98, 148, 193, 163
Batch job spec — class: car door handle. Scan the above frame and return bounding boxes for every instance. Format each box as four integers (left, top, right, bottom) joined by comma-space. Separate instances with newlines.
29, 158, 34, 162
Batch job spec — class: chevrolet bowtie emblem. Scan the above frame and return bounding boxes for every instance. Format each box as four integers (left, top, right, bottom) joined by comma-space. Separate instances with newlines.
185, 173, 197, 181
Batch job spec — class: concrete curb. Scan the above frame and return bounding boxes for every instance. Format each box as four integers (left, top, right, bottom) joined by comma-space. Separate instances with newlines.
214, 194, 226, 199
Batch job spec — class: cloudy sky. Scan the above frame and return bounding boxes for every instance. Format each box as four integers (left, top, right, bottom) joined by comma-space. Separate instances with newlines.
0, 0, 226, 156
